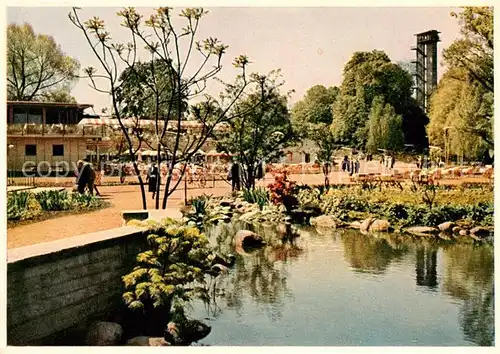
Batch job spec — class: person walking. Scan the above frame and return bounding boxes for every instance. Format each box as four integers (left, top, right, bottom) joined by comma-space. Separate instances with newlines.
76, 160, 92, 195
146, 162, 159, 200
230, 161, 241, 192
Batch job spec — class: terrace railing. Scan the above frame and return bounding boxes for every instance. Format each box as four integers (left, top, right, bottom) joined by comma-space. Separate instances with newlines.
7, 124, 105, 137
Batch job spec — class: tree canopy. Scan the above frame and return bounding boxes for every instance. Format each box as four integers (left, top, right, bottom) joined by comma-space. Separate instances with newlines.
116, 59, 187, 120
331, 50, 428, 151
443, 7, 493, 93
7, 23, 80, 102
291, 85, 339, 128
216, 71, 295, 189
428, 7, 493, 161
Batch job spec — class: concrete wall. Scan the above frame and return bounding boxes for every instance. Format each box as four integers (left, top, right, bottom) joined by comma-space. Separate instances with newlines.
7, 226, 146, 345
7, 137, 88, 173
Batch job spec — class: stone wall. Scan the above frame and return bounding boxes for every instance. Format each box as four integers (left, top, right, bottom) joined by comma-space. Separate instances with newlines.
7, 226, 146, 345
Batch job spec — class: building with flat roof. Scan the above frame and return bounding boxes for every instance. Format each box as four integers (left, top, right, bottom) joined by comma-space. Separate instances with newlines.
6, 101, 107, 176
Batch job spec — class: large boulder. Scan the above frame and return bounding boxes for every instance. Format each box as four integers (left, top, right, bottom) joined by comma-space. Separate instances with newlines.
360, 218, 376, 233
368, 219, 391, 233
234, 230, 265, 249
126, 336, 170, 346
404, 226, 439, 237
85, 321, 123, 346
310, 215, 338, 229
438, 221, 455, 233
470, 226, 493, 238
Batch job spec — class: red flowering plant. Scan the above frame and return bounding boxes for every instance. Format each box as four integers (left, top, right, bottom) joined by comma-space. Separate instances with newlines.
267, 169, 298, 213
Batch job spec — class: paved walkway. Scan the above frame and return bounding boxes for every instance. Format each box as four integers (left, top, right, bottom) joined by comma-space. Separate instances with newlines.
7, 184, 232, 249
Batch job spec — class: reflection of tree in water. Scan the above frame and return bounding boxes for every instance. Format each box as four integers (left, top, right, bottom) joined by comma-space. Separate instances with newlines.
341, 231, 410, 274
442, 244, 494, 346
205, 221, 303, 322
415, 245, 438, 290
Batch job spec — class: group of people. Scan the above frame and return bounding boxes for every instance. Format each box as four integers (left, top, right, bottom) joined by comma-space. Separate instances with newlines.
227, 160, 265, 191
341, 156, 360, 176
381, 155, 396, 172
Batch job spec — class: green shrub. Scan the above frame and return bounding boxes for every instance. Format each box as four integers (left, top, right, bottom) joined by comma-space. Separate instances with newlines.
70, 193, 102, 208
122, 219, 217, 335
35, 190, 71, 211
7, 192, 30, 220
242, 188, 269, 210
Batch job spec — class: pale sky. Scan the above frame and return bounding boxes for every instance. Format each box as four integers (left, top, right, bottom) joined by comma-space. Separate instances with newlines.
7, 7, 462, 113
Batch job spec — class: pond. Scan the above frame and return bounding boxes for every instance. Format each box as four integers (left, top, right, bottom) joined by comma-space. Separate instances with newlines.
191, 223, 494, 346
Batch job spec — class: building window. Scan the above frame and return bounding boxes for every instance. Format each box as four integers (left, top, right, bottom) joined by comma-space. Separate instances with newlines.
304, 153, 311, 163
53, 144, 64, 156
25, 144, 37, 156
13, 107, 28, 124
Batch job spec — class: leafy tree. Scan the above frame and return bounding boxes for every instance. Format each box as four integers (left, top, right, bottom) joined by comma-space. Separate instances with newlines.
428, 7, 494, 162
291, 85, 339, 129
332, 50, 428, 151
116, 59, 187, 119
7, 23, 80, 101
427, 68, 492, 160
366, 96, 404, 154
215, 71, 295, 189
443, 7, 493, 93
291, 84, 341, 187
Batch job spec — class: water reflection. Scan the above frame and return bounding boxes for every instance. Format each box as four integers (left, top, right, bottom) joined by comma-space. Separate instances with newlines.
206, 221, 303, 322
341, 231, 410, 274
442, 244, 495, 346
202, 223, 494, 346
415, 246, 438, 290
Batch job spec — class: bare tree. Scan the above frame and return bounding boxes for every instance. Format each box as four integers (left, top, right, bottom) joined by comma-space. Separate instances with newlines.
70, 7, 271, 210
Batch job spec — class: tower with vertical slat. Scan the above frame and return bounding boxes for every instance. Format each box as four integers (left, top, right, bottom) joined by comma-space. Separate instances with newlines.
411, 30, 440, 113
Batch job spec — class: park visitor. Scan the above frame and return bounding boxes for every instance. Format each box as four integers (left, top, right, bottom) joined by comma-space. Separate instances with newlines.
147, 162, 159, 200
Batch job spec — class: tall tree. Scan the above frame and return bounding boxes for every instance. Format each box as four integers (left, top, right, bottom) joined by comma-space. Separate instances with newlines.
291, 85, 339, 129
216, 71, 295, 190
366, 96, 404, 154
291, 84, 341, 186
7, 23, 80, 101
428, 7, 494, 161
427, 68, 492, 160
443, 7, 493, 93
116, 59, 187, 119
332, 50, 428, 151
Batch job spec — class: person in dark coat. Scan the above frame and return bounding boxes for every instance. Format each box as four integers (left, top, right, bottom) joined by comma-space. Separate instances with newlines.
76, 160, 93, 195
342, 156, 349, 172
230, 161, 241, 192
147, 162, 159, 200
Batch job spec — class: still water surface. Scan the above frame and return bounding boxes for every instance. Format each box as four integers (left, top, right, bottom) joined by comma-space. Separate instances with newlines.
192, 224, 494, 346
